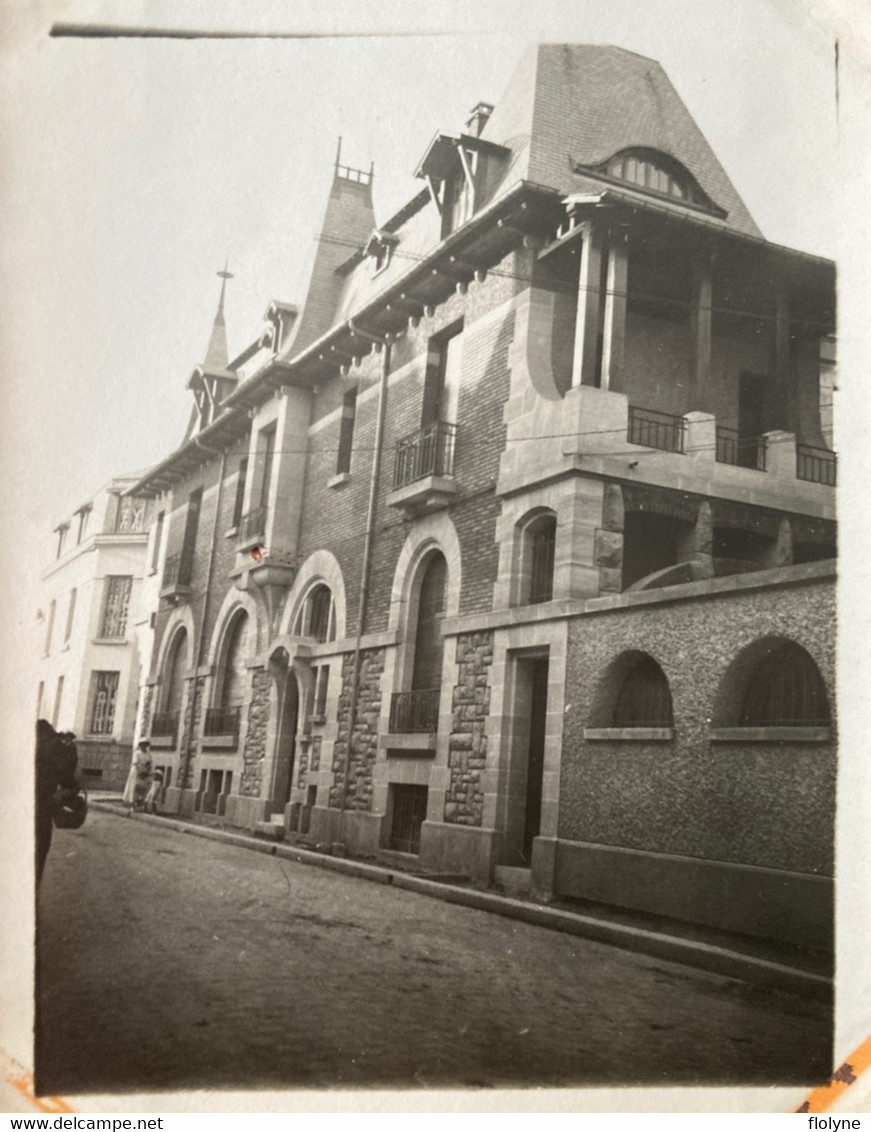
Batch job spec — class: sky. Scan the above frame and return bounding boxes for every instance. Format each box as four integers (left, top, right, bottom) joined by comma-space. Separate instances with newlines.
2, 0, 871, 1107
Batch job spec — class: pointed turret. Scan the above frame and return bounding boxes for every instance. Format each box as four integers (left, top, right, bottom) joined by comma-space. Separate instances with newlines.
184, 266, 238, 440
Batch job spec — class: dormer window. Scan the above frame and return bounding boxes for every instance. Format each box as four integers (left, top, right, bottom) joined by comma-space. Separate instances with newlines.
415, 131, 510, 239
364, 230, 399, 276
586, 148, 717, 211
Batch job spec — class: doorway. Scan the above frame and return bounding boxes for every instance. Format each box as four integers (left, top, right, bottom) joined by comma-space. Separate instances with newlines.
389, 784, 428, 854
737, 372, 767, 468
509, 654, 550, 865
270, 669, 299, 816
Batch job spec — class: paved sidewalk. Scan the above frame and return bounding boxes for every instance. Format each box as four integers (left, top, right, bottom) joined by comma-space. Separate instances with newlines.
90, 795, 832, 997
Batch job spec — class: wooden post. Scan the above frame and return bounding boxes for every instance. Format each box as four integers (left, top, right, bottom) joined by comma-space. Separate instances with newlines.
690, 251, 712, 407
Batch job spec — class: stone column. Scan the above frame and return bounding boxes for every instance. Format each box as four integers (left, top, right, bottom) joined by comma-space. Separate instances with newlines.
571, 221, 604, 389
690, 251, 712, 408
773, 290, 791, 431
601, 237, 628, 392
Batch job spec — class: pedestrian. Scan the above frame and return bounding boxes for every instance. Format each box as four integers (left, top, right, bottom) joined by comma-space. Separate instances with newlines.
35, 719, 80, 884
122, 739, 151, 814
144, 767, 163, 815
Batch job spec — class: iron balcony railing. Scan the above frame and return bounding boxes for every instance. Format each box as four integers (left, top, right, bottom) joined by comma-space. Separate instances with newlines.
796, 444, 837, 486
393, 422, 458, 490
239, 505, 267, 544
389, 688, 440, 733
151, 710, 179, 742
715, 427, 767, 471
162, 551, 193, 589
203, 705, 241, 740
627, 406, 685, 454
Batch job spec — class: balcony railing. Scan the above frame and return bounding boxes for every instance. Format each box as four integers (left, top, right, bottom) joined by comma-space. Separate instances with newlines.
715, 427, 767, 471
239, 505, 267, 544
797, 444, 837, 486
628, 406, 685, 454
162, 551, 193, 589
389, 688, 440, 733
393, 422, 458, 490
203, 705, 241, 741
151, 710, 179, 743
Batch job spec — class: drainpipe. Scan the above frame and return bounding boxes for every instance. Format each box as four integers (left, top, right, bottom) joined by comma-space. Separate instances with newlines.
339, 323, 392, 836
179, 437, 227, 801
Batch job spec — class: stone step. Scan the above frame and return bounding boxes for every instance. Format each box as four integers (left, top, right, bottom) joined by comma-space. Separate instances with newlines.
493, 865, 533, 898
253, 820, 285, 842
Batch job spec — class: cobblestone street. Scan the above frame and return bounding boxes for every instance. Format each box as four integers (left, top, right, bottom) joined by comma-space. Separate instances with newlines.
36, 811, 831, 1096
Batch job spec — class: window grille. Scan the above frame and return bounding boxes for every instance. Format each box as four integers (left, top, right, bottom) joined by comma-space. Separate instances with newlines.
101, 576, 132, 638
389, 785, 428, 854
740, 644, 830, 726
613, 656, 674, 727
393, 422, 458, 488
527, 518, 556, 604
90, 671, 120, 734
796, 444, 837, 486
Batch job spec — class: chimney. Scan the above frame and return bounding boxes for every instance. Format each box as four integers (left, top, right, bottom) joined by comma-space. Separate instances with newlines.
465, 101, 494, 137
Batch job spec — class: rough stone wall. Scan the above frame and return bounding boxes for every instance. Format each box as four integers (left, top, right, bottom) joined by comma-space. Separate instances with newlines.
331, 648, 384, 809
561, 575, 836, 874
445, 632, 493, 825
240, 667, 270, 796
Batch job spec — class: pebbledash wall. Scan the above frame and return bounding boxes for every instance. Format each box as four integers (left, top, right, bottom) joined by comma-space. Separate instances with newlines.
128, 43, 837, 953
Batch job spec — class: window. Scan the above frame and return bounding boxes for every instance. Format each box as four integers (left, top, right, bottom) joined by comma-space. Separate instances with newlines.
740, 643, 830, 726
100, 576, 132, 638
440, 149, 477, 237
525, 516, 556, 605
612, 656, 673, 727
55, 524, 69, 560
594, 148, 706, 206
151, 511, 165, 571
336, 388, 357, 475
64, 588, 77, 645
411, 554, 446, 691
178, 487, 203, 583
36, 681, 45, 720
52, 676, 64, 728
44, 600, 56, 655
259, 425, 276, 507
309, 585, 334, 643
422, 322, 464, 429
89, 671, 119, 734
313, 665, 330, 720
232, 459, 248, 529
206, 613, 249, 739
153, 630, 187, 740
76, 506, 91, 544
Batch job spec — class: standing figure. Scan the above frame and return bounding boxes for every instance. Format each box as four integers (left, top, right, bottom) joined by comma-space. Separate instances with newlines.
35, 720, 79, 884
144, 768, 163, 815
122, 739, 151, 814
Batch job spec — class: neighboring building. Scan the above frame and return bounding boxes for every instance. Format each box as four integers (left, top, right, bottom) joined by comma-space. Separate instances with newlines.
128, 44, 837, 953
36, 475, 153, 790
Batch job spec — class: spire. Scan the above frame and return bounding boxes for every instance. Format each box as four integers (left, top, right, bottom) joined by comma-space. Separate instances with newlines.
203, 261, 233, 369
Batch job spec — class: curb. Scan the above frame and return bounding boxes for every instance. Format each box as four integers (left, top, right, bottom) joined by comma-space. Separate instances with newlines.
91, 800, 832, 999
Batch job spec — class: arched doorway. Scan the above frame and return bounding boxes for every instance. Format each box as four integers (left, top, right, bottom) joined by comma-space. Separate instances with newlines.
268, 650, 300, 817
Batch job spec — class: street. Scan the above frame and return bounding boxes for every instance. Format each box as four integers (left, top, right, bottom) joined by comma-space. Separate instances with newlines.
36, 810, 832, 1094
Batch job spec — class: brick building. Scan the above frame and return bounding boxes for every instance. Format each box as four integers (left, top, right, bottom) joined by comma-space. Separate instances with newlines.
128, 44, 836, 951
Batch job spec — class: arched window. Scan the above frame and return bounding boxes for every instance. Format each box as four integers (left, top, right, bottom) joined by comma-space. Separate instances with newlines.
153, 629, 187, 741
517, 512, 557, 605
390, 552, 447, 732
295, 584, 335, 643
593, 148, 710, 208
740, 642, 830, 726
612, 655, 673, 727
206, 614, 249, 740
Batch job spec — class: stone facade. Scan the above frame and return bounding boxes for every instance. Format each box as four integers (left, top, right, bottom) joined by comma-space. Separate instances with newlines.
240, 667, 270, 796
331, 649, 384, 810
445, 632, 493, 825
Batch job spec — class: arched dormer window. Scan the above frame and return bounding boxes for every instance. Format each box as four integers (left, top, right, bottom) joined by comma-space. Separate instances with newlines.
591, 148, 714, 210
740, 642, 830, 727
613, 655, 674, 728
295, 583, 335, 643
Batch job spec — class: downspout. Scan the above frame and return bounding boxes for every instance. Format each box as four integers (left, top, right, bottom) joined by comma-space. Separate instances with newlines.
179, 437, 227, 799
339, 323, 392, 834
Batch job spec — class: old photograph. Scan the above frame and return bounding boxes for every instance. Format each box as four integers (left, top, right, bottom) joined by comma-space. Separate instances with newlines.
2, 0, 869, 1114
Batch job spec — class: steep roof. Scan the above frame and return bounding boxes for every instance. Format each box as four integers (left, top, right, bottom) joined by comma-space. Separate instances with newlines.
482, 43, 762, 239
